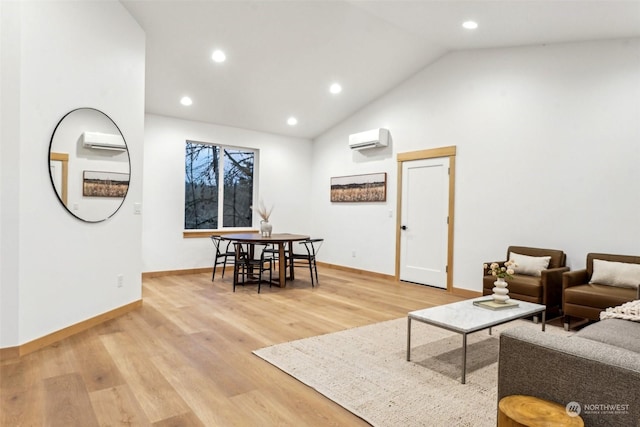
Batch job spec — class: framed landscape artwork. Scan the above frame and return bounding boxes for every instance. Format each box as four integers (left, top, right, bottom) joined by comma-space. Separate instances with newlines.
330, 172, 387, 203
83, 171, 130, 197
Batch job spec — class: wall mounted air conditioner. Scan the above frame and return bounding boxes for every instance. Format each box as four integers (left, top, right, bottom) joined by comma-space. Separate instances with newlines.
348, 128, 390, 150
82, 131, 126, 151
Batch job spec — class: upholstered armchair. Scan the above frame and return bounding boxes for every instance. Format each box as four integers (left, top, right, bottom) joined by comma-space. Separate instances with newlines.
563, 253, 640, 330
483, 246, 568, 319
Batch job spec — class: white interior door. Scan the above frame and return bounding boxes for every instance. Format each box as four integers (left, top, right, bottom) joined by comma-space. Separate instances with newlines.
400, 157, 449, 288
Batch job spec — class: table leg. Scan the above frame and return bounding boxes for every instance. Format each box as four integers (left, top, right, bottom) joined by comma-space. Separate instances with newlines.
541, 310, 546, 332
248, 244, 256, 277
287, 241, 295, 280
406, 317, 412, 361
233, 244, 240, 288
277, 243, 286, 287
461, 333, 467, 384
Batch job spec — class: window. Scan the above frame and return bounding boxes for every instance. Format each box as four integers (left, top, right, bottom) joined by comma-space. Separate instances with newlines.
184, 141, 255, 230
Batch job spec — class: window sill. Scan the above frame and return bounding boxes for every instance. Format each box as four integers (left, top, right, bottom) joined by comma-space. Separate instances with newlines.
183, 229, 258, 239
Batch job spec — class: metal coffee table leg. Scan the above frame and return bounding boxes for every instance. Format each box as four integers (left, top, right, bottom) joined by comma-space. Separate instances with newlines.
406, 317, 412, 361
461, 333, 467, 384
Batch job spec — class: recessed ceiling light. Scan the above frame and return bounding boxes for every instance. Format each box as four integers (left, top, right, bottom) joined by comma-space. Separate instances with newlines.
180, 96, 193, 106
287, 117, 298, 126
462, 21, 478, 30
211, 49, 226, 63
329, 83, 342, 94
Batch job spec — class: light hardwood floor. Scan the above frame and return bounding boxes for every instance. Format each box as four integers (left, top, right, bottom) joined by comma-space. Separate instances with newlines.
1, 267, 465, 426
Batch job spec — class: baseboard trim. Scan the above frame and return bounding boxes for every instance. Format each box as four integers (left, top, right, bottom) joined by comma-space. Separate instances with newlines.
0, 346, 19, 360
142, 267, 212, 279
0, 268, 481, 361
142, 264, 483, 298
316, 261, 396, 280
0, 299, 142, 360
451, 287, 482, 298
143, 264, 394, 281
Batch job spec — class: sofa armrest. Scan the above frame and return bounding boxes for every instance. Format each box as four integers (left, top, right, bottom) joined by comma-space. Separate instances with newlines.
540, 266, 569, 307
562, 269, 588, 290
498, 326, 640, 426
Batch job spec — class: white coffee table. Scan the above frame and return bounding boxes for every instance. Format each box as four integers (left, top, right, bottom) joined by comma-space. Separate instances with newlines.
407, 296, 546, 384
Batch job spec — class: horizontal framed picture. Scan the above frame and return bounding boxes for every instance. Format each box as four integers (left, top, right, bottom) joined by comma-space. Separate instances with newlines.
83, 170, 129, 197
330, 172, 386, 203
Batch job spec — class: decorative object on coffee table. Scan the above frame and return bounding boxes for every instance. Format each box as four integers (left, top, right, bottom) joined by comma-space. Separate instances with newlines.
473, 298, 519, 311
493, 277, 510, 303
484, 260, 516, 304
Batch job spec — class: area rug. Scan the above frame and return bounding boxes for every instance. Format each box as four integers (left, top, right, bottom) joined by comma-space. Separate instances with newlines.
253, 318, 570, 427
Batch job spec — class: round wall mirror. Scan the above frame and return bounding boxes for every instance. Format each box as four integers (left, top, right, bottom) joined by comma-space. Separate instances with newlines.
48, 108, 130, 223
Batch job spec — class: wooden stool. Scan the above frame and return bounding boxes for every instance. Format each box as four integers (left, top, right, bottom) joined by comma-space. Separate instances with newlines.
498, 395, 584, 427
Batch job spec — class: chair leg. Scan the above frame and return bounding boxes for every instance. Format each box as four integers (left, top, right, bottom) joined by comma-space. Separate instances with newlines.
234, 261, 246, 292
308, 261, 314, 287
312, 258, 319, 285
221, 258, 227, 278
212, 256, 217, 281
258, 259, 273, 293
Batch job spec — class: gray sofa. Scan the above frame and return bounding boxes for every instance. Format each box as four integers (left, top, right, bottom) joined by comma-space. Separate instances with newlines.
498, 318, 640, 426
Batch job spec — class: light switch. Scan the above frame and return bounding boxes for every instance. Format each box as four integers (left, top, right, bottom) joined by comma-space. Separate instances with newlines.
134, 203, 142, 215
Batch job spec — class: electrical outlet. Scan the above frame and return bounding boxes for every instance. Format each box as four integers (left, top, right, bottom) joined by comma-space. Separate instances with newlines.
117, 274, 124, 288
352, 250, 356, 258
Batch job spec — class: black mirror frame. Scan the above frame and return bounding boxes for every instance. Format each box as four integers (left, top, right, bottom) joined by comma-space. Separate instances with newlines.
48, 107, 131, 223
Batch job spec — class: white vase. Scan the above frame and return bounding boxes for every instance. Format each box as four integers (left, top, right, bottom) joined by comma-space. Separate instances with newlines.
260, 220, 272, 237
492, 277, 509, 304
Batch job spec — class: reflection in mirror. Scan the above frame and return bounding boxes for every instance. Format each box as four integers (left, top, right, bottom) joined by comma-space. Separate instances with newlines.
48, 108, 130, 222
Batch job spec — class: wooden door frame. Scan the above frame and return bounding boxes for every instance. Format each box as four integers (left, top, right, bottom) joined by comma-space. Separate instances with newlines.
395, 146, 456, 292
50, 152, 69, 206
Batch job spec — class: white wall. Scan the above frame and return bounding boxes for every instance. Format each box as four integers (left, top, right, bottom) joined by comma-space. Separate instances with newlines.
142, 114, 313, 273
0, 1, 145, 347
0, 0, 22, 346
311, 39, 640, 292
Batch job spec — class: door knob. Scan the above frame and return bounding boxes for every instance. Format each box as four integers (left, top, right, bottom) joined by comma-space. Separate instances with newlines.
401, 225, 407, 230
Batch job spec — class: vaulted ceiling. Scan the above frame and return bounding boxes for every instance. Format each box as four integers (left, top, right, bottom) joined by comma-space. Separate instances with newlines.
121, 1, 640, 139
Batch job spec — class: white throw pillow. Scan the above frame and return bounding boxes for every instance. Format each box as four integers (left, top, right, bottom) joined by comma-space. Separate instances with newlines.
508, 252, 551, 277
600, 299, 640, 321
590, 259, 640, 289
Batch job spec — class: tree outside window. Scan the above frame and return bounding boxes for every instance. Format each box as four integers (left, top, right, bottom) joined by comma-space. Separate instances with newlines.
185, 141, 255, 229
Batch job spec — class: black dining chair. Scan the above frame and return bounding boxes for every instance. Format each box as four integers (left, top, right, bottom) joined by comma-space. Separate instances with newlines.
210, 235, 235, 281
288, 238, 323, 287
232, 242, 273, 293
261, 243, 289, 275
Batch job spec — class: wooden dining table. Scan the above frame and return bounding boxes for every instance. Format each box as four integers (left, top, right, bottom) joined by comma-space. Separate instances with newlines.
222, 233, 310, 287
